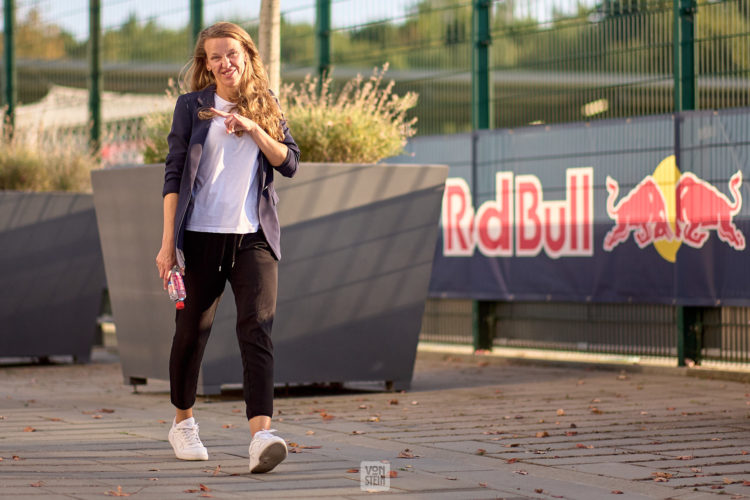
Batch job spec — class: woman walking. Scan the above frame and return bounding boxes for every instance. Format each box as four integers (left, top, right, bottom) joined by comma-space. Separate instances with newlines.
155, 21, 299, 473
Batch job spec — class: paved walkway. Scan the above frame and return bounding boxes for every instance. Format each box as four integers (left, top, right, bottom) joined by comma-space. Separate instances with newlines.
1, 347, 750, 499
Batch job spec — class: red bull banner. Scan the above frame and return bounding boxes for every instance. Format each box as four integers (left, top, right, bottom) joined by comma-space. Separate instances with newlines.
397, 109, 750, 306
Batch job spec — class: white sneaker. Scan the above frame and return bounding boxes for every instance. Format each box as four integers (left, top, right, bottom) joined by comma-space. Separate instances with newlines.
168, 417, 208, 461
249, 429, 287, 473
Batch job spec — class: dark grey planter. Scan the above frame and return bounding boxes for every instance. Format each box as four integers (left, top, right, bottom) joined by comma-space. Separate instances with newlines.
92, 162, 447, 393
0, 191, 106, 362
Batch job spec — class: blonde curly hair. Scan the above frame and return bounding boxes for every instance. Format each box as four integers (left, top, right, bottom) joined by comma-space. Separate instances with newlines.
183, 22, 284, 141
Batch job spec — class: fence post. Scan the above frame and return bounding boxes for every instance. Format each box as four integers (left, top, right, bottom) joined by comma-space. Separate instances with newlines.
471, 0, 493, 351
88, 0, 101, 152
315, 0, 331, 85
673, 0, 696, 366
3, 0, 15, 133
471, 0, 491, 130
190, 0, 203, 50
673, 0, 695, 112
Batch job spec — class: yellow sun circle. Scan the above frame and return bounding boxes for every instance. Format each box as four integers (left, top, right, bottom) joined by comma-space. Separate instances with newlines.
652, 155, 682, 263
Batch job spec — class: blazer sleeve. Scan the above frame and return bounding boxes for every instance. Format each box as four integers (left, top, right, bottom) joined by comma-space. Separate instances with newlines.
162, 94, 192, 197
268, 89, 299, 179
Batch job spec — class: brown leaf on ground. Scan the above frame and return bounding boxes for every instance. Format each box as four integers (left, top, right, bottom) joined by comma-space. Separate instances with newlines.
742, 451, 749, 455
566, 431, 578, 436
505, 458, 518, 464
105, 486, 131, 497
479, 482, 488, 487
677, 455, 694, 460
388, 470, 398, 478
710, 485, 724, 490
388, 399, 399, 405
46, 417, 62, 422
666, 407, 676, 411
504, 443, 520, 448
446, 476, 457, 480
211, 465, 221, 476
92, 415, 103, 419
12, 455, 22, 461
556, 409, 565, 416
535, 489, 544, 494
30, 481, 44, 487
742, 480, 750, 486
691, 468, 702, 473
148, 468, 160, 472
199, 484, 210, 492
320, 412, 335, 420
23, 426, 36, 432
231, 409, 241, 413
157, 420, 167, 424
299, 445, 322, 449
199, 495, 212, 498
590, 407, 603, 415
352, 430, 364, 435
476, 449, 486, 456
368, 416, 379, 422
149, 478, 158, 481
98, 409, 115, 413
652, 472, 673, 479
411, 400, 419, 405
306, 430, 315, 435
398, 449, 417, 458
653, 477, 668, 482
611, 490, 623, 494
184, 489, 200, 493
536, 431, 549, 438
346, 468, 359, 473
723, 478, 734, 484
513, 470, 528, 475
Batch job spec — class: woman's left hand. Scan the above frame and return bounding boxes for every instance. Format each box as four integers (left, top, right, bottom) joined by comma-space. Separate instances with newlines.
209, 107, 258, 135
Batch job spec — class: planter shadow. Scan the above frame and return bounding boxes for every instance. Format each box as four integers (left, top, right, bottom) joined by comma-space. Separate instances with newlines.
92, 163, 447, 393
0, 191, 106, 362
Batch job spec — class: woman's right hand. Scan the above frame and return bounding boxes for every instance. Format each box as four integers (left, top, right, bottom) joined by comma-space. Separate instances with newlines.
156, 243, 177, 290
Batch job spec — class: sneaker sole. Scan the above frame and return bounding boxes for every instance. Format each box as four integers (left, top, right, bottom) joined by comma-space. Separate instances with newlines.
250, 442, 287, 473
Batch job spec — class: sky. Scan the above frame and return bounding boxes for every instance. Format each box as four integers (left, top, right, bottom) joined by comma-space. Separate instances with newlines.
10, 0, 417, 40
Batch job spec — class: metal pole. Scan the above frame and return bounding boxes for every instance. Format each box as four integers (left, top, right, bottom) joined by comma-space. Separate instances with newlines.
673, 0, 695, 112
471, 0, 492, 351
315, 0, 331, 85
3, 0, 15, 132
88, 0, 101, 152
471, 0, 491, 130
190, 0, 203, 50
673, 0, 695, 364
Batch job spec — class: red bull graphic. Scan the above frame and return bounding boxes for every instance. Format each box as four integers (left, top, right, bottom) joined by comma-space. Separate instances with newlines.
604, 155, 745, 260
442, 168, 594, 258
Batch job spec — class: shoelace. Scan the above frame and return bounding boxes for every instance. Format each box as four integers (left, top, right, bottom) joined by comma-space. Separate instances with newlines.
250, 429, 280, 449
176, 424, 203, 448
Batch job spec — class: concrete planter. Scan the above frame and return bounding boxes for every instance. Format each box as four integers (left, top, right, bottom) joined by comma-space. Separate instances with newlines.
0, 191, 106, 362
92, 163, 447, 394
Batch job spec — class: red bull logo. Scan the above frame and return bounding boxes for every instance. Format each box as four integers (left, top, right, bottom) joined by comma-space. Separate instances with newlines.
442, 168, 594, 258
604, 155, 745, 261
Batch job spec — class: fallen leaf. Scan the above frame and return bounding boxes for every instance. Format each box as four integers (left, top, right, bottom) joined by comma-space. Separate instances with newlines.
398, 449, 416, 458
691, 468, 702, 473
724, 478, 734, 485
231, 409, 241, 413
535, 488, 544, 493
346, 468, 359, 473
221, 424, 235, 429
711, 437, 722, 441
148, 468, 160, 472
149, 478, 158, 481
652, 472, 673, 479
611, 490, 623, 494
321, 413, 335, 420
23, 426, 36, 432
199, 484, 210, 492
536, 431, 549, 438
305, 430, 315, 435
506, 458, 518, 464
566, 431, 578, 436
30, 481, 44, 487
590, 407, 603, 415
667, 407, 676, 411
105, 486, 131, 497
351, 430, 364, 435
556, 409, 565, 416
46, 417, 62, 422
476, 449, 486, 456
98, 409, 115, 413
388, 470, 398, 478
504, 443, 520, 448
710, 485, 724, 490
92, 415, 103, 419
388, 399, 399, 405
653, 477, 668, 482
184, 489, 200, 493
199, 495, 212, 498
742, 451, 749, 455
368, 416, 380, 422
677, 455, 694, 460
513, 470, 528, 475
299, 445, 322, 449
411, 400, 419, 405
742, 480, 750, 486
479, 482, 488, 487
358, 404, 367, 409
12, 455, 22, 461
446, 476, 457, 480
157, 420, 167, 424
211, 465, 221, 476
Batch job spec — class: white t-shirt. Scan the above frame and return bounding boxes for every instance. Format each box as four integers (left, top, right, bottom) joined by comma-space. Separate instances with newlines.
186, 94, 261, 234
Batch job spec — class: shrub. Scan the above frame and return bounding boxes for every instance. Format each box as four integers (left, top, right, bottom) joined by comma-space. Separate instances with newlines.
0, 124, 100, 192
141, 65, 418, 164
279, 64, 418, 163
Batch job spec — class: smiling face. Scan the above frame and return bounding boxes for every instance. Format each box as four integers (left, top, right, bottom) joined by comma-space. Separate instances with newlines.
204, 37, 249, 101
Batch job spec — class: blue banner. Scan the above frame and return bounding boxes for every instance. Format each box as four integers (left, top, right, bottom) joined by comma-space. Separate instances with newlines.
392, 108, 750, 306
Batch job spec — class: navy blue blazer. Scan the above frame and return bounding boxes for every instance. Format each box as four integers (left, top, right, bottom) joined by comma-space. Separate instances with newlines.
162, 85, 300, 263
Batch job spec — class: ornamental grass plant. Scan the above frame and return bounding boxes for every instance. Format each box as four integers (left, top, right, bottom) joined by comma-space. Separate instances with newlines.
279, 64, 418, 163
0, 123, 100, 192
142, 65, 418, 164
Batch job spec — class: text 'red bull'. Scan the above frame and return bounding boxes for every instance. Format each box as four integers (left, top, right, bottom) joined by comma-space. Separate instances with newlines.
604, 170, 745, 251
443, 168, 594, 258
